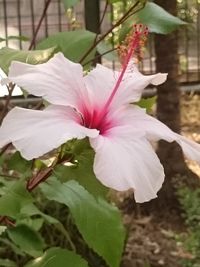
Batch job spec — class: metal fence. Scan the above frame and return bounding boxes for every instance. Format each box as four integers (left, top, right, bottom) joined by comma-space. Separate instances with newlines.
0, 0, 82, 49
0, 0, 200, 83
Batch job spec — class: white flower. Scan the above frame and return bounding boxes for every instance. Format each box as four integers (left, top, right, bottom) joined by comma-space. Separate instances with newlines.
0, 51, 200, 203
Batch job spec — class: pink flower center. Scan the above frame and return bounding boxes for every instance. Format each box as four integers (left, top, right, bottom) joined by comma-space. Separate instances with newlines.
82, 25, 148, 135
81, 105, 113, 134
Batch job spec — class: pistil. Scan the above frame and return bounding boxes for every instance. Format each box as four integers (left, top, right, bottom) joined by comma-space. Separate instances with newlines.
104, 24, 148, 110
83, 25, 148, 133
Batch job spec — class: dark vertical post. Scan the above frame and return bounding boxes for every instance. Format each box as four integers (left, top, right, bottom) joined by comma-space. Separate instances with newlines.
44, 0, 49, 37
58, 0, 62, 32
17, 0, 22, 49
84, 0, 100, 34
30, 0, 35, 48
84, 0, 101, 64
149, 35, 154, 73
110, 3, 115, 69
184, 0, 189, 82
2, 0, 8, 46
197, 0, 200, 80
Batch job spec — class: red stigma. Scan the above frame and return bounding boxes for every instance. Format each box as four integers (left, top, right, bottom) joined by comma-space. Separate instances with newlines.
104, 24, 149, 109
119, 24, 149, 64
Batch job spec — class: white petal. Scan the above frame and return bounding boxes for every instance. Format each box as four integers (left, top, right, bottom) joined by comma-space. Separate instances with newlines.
131, 106, 200, 164
0, 105, 98, 160
113, 65, 167, 106
84, 64, 117, 106
90, 133, 164, 203
2, 53, 88, 109
84, 63, 167, 109
176, 135, 200, 163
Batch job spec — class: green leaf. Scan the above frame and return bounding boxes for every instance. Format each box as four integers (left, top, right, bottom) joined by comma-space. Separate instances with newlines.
20, 203, 58, 224
136, 96, 156, 112
36, 30, 96, 66
7, 35, 29, 42
0, 236, 25, 256
109, 0, 146, 4
137, 2, 186, 34
62, 0, 80, 9
97, 41, 118, 61
0, 180, 33, 218
0, 176, 16, 196
0, 259, 17, 267
40, 178, 125, 267
108, 0, 124, 3
7, 224, 44, 257
0, 46, 57, 74
0, 35, 29, 43
55, 140, 108, 198
18, 218, 44, 231
7, 151, 32, 173
25, 247, 89, 267
20, 203, 73, 243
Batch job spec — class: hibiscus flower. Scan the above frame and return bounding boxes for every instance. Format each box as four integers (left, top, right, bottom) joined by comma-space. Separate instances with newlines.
0, 28, 200, 203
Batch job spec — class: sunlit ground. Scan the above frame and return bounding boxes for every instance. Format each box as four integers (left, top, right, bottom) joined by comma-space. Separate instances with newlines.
181, 93, 200, 177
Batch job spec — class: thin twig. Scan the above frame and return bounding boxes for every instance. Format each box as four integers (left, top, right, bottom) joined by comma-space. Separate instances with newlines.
0, 85, 14, 153
33, 99, 44, 110
4, 217, 15, 227
83, 47, 118, 67
99, 0, 109, 30
27, 155, 73, 192
27, 166, 53, 191
0, 83, 15, 124
93, 0, 109, 44
0, 216, 5, 224
121, 5, 145, 22
28, 0, 52, 50
0, 173, 20, 179
0, 216, 15, 227
0, 143, 10, 157
79, 1, 143, 64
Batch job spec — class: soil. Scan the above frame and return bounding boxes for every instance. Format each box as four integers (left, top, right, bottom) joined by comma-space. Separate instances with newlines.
121, 93, 200, 267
